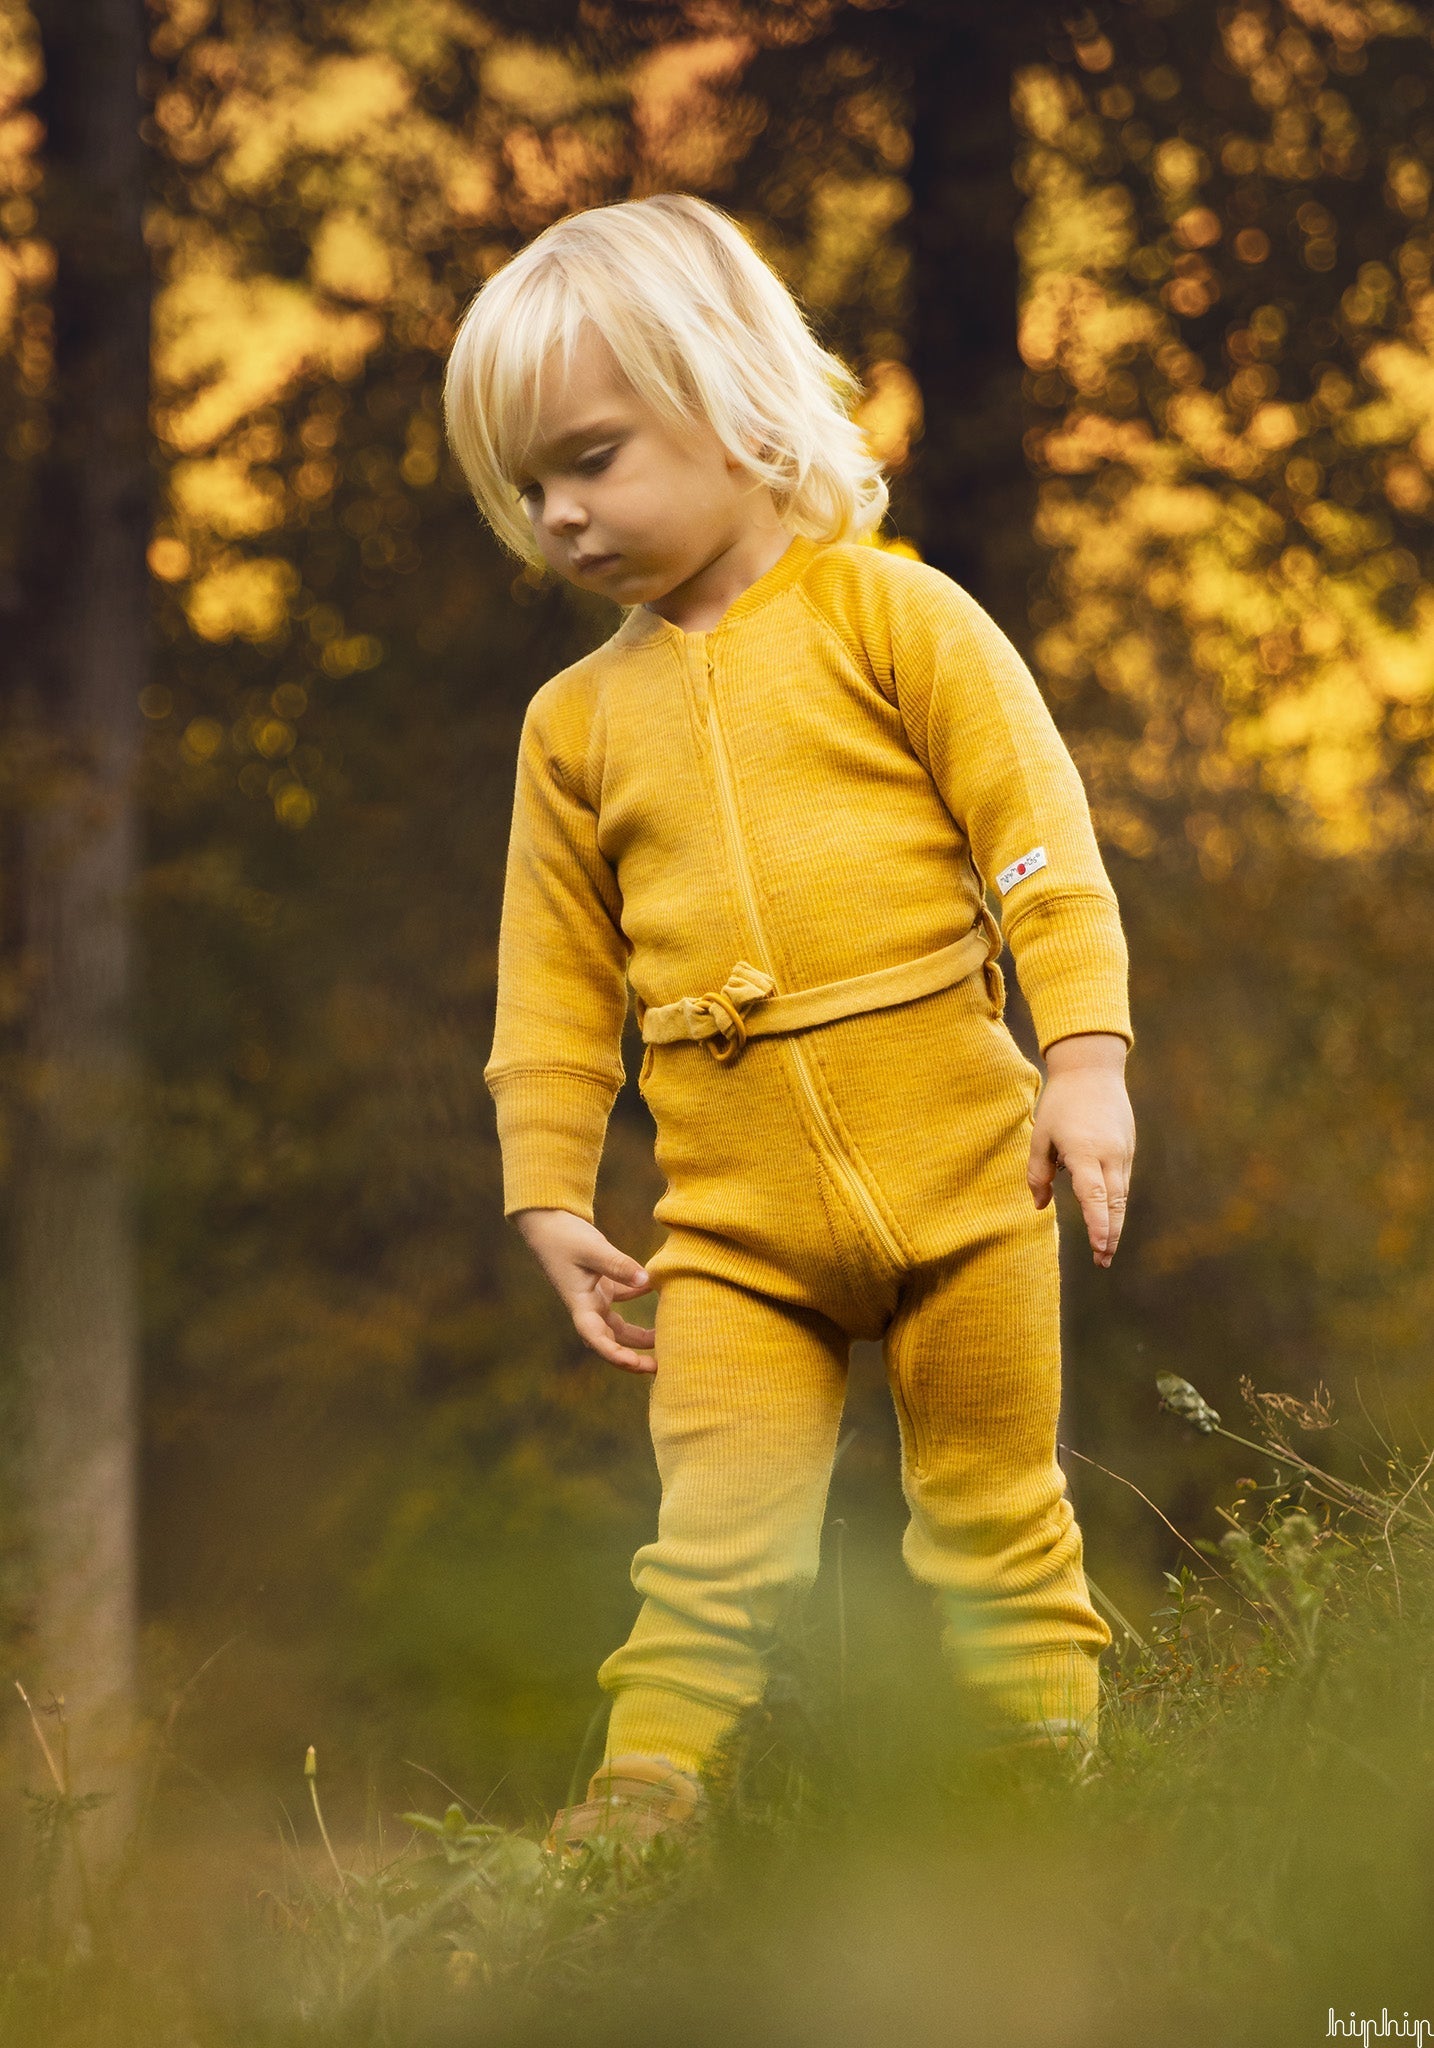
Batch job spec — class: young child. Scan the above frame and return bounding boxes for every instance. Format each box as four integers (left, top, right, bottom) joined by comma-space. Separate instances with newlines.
444, 193, 1135, 1849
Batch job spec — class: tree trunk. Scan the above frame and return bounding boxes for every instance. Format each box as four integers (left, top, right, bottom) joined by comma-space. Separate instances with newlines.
899, 5, 1046, 647
896, 6, 1091, 1483
5, 0, 150, 1866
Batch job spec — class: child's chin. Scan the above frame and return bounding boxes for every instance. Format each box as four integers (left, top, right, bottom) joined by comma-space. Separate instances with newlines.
600, 564, 657, 599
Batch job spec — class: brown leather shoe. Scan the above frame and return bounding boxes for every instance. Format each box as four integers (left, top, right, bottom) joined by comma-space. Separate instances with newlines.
544, 1754, 705, 1858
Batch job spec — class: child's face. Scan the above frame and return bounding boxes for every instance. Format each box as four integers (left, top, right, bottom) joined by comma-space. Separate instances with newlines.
514, 327, 773, 605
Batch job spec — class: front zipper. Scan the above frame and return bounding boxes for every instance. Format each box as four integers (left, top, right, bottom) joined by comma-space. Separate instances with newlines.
696, 642, 907, 1269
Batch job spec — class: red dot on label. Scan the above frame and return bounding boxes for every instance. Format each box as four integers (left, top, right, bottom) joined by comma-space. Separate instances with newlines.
1017, 864, 1026, 874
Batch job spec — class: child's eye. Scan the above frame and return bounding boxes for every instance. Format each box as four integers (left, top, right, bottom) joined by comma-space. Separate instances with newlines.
516, 480, 541, 504
576, 446, 616, 476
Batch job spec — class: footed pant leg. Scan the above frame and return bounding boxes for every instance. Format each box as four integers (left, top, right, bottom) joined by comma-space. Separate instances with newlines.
596, 1268, 849, 1777
883, 1208, 1112, 1743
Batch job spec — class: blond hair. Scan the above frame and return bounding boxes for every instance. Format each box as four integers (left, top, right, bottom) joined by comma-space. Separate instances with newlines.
443, 193, 889, 563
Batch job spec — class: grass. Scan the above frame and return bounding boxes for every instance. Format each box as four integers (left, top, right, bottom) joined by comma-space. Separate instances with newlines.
5, 1372, 1434, 2047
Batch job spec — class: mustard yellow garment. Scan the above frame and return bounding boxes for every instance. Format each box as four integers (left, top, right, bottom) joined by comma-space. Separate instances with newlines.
483, 533, 1130, 1768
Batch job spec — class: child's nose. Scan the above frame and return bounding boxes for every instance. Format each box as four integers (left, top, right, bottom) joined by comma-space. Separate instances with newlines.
542, 491, 586, 536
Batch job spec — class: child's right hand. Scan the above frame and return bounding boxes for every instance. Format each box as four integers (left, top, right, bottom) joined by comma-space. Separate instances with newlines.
511, 1208, 656, 1375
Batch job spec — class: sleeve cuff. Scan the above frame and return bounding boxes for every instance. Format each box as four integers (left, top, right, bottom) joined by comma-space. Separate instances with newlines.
485, 1067, 621, 1222
1004, 891, 1134, 1055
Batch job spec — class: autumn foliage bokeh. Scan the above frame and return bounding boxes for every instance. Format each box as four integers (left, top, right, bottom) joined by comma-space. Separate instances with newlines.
2, 0, 1434, 1819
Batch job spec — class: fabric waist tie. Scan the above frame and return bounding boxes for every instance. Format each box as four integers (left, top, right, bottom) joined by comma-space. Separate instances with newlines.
638, 923, 996, 1064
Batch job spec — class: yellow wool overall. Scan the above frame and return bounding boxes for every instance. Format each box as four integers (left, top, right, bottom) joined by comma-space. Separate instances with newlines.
484, 536, 1131, 1777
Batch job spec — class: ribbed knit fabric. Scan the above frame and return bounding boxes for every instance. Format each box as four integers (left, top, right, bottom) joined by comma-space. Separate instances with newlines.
598, 1224, 1106, 1770
483, 532, 1127, 1772
595, 961, 1111, 1772
484, 532, 1131, 1224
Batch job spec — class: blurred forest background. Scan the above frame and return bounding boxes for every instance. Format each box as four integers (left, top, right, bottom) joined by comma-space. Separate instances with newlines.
3, 0, 1434, 1836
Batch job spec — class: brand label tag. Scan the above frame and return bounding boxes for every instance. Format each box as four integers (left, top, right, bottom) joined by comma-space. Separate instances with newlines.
996, 846, 1048, 895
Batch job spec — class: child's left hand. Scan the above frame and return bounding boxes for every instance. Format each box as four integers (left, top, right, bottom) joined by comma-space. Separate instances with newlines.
1027, 1032, 1135, 1268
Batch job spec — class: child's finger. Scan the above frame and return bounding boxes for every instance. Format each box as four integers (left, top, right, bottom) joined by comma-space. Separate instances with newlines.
1103, 1168, 1130, 1259
572, 1305, 657, 1375
593, 1248, 651, 1293
1026, 1129, 1057, 1211
1067, 1156, 1112, 1265
605, 1311, 655, 1348
606, 1275, 653, 1301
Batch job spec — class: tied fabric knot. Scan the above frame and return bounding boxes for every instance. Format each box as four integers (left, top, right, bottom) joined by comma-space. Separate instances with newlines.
976, 899, 1007, 1018
684, 960, 777, 1062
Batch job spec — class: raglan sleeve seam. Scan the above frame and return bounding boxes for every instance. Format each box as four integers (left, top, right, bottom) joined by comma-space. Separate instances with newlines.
887, 578, 1047, 892
882, 564, 1132, 1052
795, 580, 878, 687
